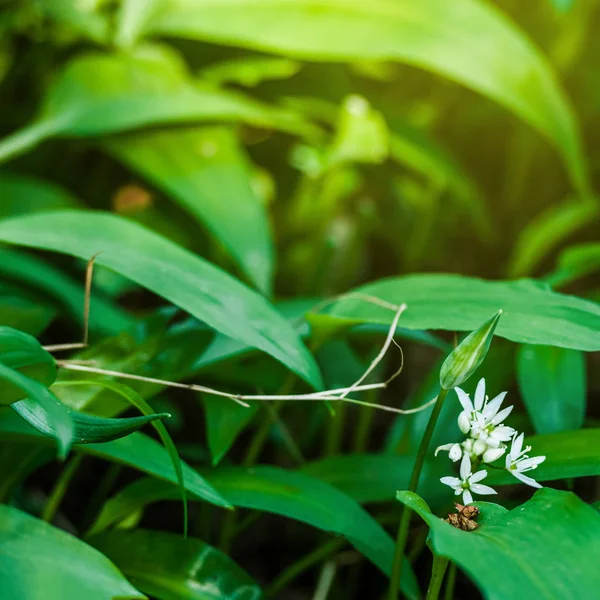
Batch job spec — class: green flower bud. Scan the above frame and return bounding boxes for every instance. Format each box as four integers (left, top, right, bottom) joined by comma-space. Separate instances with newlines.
439, 310, 502, 390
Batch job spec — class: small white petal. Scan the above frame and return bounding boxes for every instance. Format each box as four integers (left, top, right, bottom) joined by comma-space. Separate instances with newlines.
462, 438, 474, 453
473, 439, 487, 455
517, 456, 546, 470
511, 432, 524, 458
449, 443, 463, 462
440, 476, 461, 489
491, 405, 513, 426
483, 446, 505, 463
458, 411, 471, 435
469, 469, 488, 483
470, 483, 497, 495
435, 443, 455, 457
462, 489, 473, 504
482, 392, 506, 420
511, 471, 542, 488
455, 388, 474, 413
474, 379, 486, 411
491, 426, 515, 442
459, 454, 471, 481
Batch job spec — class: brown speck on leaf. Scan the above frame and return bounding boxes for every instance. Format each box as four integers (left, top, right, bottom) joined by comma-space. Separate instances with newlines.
444, 502, 480, 531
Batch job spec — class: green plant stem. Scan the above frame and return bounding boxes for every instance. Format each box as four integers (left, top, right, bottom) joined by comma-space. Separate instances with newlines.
325, 401, 346, 455
42, 454, 83, 523
389, 388, 449, 600
312, 560, 337, 600
426, 556, 449, 600
444, 562, 457, 600
265, 537, 346, 598
353, 390, 377, 452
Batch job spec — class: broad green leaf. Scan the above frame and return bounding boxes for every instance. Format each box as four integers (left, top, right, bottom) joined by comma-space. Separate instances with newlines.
397, 488, 600, 599
199, 56, 301, 87
104, 126, 274, 293
202, 395, 258, 466
508, 201, 598, 277
91, 468, 420, 599
546, 242, 600, 287
0, 408, 231, 509
0, 173, 79, 217
0, 210, 323, 388
516, 344, 586, 434
90, 529, 263, 600
138, 0, 586, 190
0, 46, 316, 165
0, 505, 144, 600
0, 247, 134, 336
486, 428, 600, 485
12, 397, 168, 444
0, 326, 56, 400
327, 274, 600, 351
301, 454, 446, 505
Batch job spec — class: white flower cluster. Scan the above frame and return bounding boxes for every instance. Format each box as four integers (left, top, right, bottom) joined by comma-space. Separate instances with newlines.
436, 378, 546, 504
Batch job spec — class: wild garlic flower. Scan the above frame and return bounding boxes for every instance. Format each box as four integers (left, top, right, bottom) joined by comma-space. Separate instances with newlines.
456, 379, 515, 447
440, 454, 497, 505
505, 432, 546, 488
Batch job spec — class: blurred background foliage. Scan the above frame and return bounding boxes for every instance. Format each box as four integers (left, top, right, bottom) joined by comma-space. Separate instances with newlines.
0, 1, 599, 599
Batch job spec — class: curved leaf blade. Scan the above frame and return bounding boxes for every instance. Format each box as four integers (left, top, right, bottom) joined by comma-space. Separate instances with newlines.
397, 488, 600, 599
0, 408, 231, 509
0, 210, 322, 388
0, 326, 57, 402
0, 505, 144, 600
89, 529, 263, 600
90, 468, 421, 599
104, 126, 274, 294
11, 398, 168, 444
0, 47, 315, 164
140, 0, 586, 189
327, 274, 600, 351
0, 361, 72, 459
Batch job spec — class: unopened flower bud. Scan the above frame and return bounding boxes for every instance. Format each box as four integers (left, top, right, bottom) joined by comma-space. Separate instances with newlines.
449, 443, 463, 462
458, 411, 471, 434
462, 438, 474, 453
483, 446, 506, 463
439, 311, 502, 390
473, 439, 488, 455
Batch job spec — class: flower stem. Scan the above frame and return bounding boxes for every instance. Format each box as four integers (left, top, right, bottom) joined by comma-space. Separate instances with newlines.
443, 562, 457, 600
426, 556, 449, 600
388, 388, 449, 600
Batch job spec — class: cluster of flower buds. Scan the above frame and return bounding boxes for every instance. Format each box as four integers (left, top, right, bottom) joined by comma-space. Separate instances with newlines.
436, 378, 546, 504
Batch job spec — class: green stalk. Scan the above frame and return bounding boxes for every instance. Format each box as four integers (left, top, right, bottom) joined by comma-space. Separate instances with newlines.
42, 454, 83, 523
444, 562, 457, 600
426, 556, 449, 600
353, 390, 377, 452
388, 388, 449, 600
